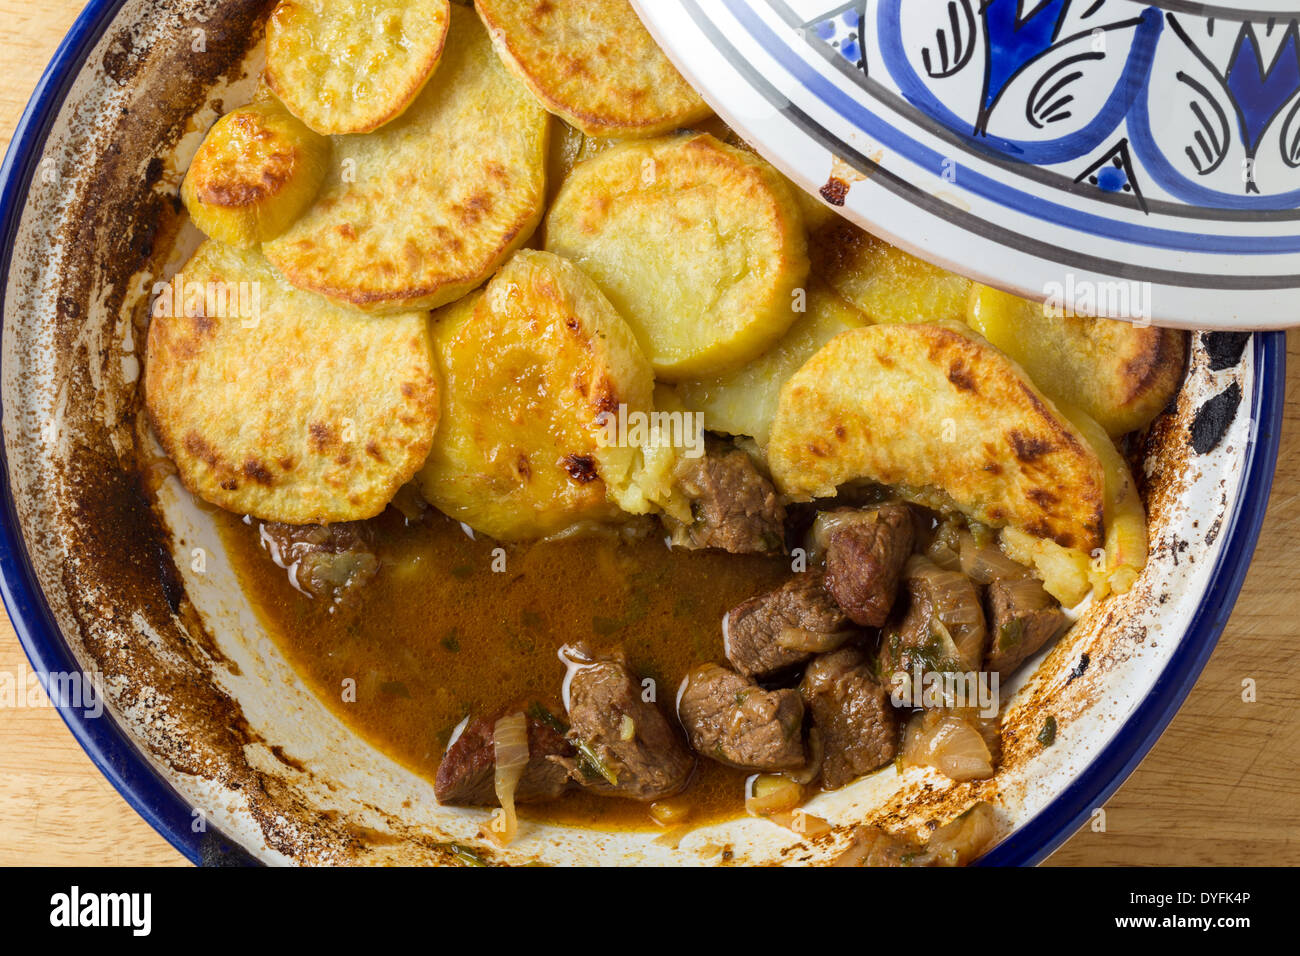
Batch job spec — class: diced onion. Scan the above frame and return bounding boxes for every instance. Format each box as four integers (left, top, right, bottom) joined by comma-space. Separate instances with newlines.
960, 534, 1030, 585
906, 556, 986, 669
445, 714, 470, 753
651, 825, 694, 849
833, 802, 995, 866
926, 618, 963, 669
650, 797, 692, 827
776, 626, 853, 653
925, 540, 962, 572
902, 711, 994, 783
925, 802, 996, 866
785, 728, 824, 786
745, 773, 803, 817
489, 712, 529, 847
998, 576, 1055, 610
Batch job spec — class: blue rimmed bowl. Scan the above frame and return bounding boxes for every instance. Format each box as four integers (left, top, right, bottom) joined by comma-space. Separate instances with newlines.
0, 0, 1286, 865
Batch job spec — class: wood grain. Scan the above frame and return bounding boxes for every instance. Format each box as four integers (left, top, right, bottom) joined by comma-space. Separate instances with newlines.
1, 0, 1297, 867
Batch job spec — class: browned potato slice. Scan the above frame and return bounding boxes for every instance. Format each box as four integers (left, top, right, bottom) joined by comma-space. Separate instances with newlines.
718, 126, 841, 232
181, 100, 329, 247
967, 284, 1186, 437
265, 0, 451, 135
145, 241, 439, 524
811, 220, 972, 324
416, 250, 654, 541
546, 133, 809, 380
768, 322, 1105, 552
264, 4, 549, 314
1001, 400, 1150, 605
476, 0, 711, 138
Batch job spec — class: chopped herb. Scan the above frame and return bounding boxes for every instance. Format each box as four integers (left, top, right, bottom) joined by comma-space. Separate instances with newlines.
528, 701, 568, 735
908, 622, 962, 673
379, 681, 411, 699
1037, 715, 1057, 747
445, 842, 488, 867
441, 629, 461, 653
968, 520, 996, 548
527, 702, 616, 786
998, 618, 1025, 651
575, 739, 618, 787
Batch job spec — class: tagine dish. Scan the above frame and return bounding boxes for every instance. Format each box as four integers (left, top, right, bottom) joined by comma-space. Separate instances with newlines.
138, 0, 1189, 866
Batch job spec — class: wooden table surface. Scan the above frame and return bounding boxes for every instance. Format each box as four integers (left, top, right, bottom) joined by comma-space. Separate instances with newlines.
1, 1, 1297, 867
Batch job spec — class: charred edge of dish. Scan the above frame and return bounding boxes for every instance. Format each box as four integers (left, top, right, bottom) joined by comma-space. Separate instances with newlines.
269, 744, 309, 773
1200, 331, 1250, 373
1189, 381, 1242, 455
1066, 652, 1090, 683
41, 0, 364, 863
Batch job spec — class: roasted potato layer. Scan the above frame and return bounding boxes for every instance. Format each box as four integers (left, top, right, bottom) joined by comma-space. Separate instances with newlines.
546, 133, 810, 380
181, 100, 329, 247
968, 284, 1186, 437
266, 0, 451, 135
417, 250, 654, 541
476, 0, 712, 138
265, 3, 549, 314
145, 241, 439, 524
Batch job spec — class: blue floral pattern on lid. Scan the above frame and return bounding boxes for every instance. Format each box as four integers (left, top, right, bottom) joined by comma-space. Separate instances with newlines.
806, 0, 1300, 207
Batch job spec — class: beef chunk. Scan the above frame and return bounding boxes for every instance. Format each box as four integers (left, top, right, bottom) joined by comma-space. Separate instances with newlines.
725, 572, 851, 679
819, 505, 915, 627
878, 556, 987, 681
664, 441, 786, 554
435, 702, 574, 807
984, 578, 1068, 678
560, 643, 694, 801
799, 648, 898, 790
678, 663, 806, 771
259, 520, 379, 603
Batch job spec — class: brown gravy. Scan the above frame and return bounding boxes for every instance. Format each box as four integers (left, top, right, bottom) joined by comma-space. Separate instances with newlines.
217, 508, 792, 829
